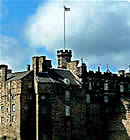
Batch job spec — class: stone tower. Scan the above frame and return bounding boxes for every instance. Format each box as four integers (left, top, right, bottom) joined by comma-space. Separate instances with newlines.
57, 49, 72, 69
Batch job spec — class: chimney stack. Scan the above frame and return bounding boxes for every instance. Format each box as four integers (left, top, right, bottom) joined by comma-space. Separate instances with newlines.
32, 56, 52, 75
98, 66, 100, 72
39, 56, 46, 72
119, 70, 125, 77
27, 64, 31, 71
0, 65, 8, 81
32, 57, 39, 76
7, 69, 12, 74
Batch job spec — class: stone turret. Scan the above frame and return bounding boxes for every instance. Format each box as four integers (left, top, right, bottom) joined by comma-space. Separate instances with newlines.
32, 57, 39, 76
57, 49, 72, 69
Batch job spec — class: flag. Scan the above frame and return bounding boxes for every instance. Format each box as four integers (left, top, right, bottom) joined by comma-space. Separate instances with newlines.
64, 6, 70, 11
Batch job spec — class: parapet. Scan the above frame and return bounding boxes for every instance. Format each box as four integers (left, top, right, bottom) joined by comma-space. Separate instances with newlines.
57, 49, 72, 56
0, 64, 8, 69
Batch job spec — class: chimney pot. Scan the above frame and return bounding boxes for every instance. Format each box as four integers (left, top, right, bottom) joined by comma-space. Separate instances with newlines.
27, 65, 31, 71
119, 70, 125, 77
98, 66, 100, 72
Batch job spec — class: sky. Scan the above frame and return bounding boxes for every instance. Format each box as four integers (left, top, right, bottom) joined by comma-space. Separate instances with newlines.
0, 0, 130, 73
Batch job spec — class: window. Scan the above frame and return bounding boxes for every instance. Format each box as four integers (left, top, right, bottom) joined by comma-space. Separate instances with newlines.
28, 82, 32, 88
24, 104, 29, 111
89, 81, 92, 90
97, 82, 100, 87
12, 95, 15, 100
28, 94, 32, 100
1, 105, 4, 113
120, 85, 124, 92
41, 95, 46, 100
12, 104, 15, 112
7, 82, 10, 89
120, 96, 124, 102
128, 84, 130, 91
41, 105, 47, 115
7, 94, 10, 101
104, 83, 108, 90
0, 94, 1, 102
113, 83, 117, 88
12, 115, 16, 122
104, 96, 108, 103
86, 94, 91, 103
128, 104, 130, 113
65, 90, 70, 102
65, 105, 70, 116
1, 117, 4, 124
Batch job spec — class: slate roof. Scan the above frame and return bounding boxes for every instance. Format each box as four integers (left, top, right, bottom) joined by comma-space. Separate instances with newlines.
37, 68, 81, 86
5, 71, 32, 81
0, 68, 80, 86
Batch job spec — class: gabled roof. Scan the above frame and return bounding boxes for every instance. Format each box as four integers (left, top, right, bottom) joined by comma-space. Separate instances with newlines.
6, 71, 32, 81
37, 68, 81, 86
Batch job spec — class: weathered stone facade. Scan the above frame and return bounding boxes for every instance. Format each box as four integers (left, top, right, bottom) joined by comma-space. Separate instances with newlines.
0, 49, 130, 140
0, 65, 34, 140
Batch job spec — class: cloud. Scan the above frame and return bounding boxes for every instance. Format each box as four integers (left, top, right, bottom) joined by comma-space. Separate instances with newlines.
24, 0, 130, 70
0, 35, 36, 71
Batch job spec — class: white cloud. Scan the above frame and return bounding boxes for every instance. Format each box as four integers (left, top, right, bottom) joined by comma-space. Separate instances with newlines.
24, 0, 130, 70
0, 35, 36, 71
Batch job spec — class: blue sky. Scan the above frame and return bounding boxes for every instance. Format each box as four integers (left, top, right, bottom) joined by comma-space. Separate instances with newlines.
0, 0, 130, 73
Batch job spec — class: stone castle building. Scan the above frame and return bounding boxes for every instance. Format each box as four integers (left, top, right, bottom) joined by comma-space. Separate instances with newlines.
0, 49, 130, 140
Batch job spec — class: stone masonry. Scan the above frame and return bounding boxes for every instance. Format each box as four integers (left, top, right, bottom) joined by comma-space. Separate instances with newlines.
0, 49, 130, 140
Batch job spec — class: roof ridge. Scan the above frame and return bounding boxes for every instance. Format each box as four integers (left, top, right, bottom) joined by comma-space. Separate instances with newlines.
12, 71, 31, 74
50, 68, 70, 71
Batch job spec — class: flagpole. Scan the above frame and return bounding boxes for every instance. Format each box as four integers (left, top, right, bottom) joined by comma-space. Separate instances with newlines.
64, 6, 66, 50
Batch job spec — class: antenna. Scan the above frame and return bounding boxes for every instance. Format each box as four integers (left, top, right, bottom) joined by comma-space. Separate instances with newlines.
81, 58, 83, 64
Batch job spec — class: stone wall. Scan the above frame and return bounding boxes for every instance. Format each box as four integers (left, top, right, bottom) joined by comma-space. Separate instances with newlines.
106, 98, 130, 140
20, 71, 35, 140
0, 79, 22, 140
